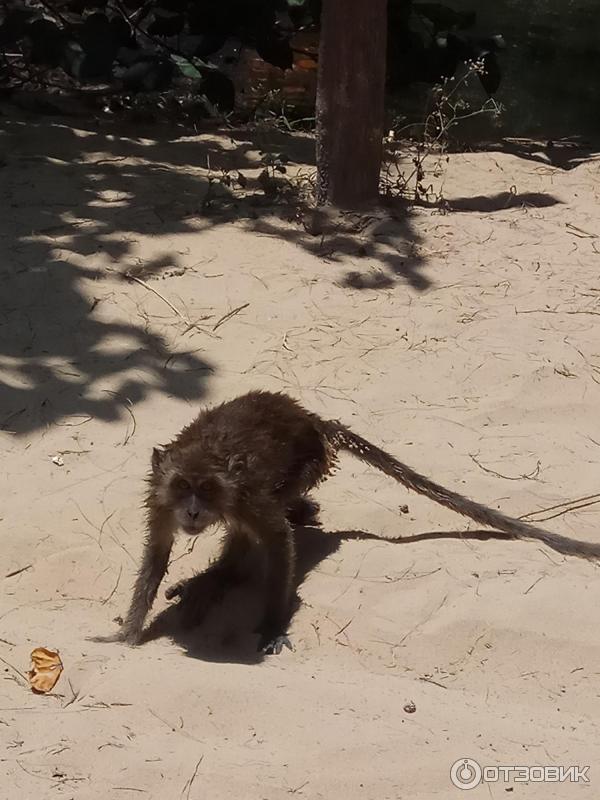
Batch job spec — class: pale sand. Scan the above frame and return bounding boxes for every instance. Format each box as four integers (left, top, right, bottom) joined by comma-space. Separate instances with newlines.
1, 113, 599, 798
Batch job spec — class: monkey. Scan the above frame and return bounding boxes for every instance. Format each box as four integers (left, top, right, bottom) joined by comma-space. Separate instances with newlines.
95, 390, 600, 656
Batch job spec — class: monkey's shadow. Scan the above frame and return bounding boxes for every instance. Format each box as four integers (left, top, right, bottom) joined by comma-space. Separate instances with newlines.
141, 525, 512, 664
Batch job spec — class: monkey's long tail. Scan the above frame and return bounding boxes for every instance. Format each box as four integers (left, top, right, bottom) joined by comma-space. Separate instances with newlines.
324, 420, 600, 560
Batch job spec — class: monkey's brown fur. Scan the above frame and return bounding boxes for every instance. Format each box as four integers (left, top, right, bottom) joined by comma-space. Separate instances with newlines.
100, 390, 600, 655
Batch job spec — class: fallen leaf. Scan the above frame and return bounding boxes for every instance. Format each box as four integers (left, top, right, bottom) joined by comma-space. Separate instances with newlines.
28, 647, 63, 694
295, 58, 318, 70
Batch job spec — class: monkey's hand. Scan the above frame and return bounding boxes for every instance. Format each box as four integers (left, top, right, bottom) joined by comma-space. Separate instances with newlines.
166, 572, 227, 628
165, 570, 227, 605
164, 579, 188, 601
88, 627, 142, 646
88, 614, 144, 645
257, 631, 293, 655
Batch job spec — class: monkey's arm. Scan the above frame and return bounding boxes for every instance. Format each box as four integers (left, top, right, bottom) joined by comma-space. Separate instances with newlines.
119, 508, 175, 644
255, 515, 295, 655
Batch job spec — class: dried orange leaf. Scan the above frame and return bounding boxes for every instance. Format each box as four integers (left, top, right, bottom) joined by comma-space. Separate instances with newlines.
295, 58, 318, 70
28, 647, 63, 694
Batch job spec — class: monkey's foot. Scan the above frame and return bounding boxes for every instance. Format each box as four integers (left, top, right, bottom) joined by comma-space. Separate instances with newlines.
257, 632, 293, 655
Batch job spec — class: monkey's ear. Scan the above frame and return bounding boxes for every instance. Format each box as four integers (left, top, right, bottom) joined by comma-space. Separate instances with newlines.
152, 447, 167, 472
227, 453, 247, 474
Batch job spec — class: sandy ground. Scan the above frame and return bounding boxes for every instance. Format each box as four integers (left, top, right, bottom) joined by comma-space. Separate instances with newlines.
1, 109, 600, 799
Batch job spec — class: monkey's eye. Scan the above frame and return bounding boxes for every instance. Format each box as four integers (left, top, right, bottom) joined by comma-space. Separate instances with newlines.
196, 479, 216, 497
173, 477, 191, 492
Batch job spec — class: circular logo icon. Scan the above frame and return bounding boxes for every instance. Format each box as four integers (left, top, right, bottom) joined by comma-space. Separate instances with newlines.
450, 758, 483, 790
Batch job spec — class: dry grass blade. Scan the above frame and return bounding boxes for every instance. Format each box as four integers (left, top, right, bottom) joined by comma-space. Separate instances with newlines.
5, 564, 32, 579
520, 493, 600, 523
470, 454, 540, 481
0, 655, 29, 688
516, 307, 600, 318
182, 756, 204, 800
124, 273, 187, 319
102, 566, 123, 605
101, 390, 136, 445
565, 222, 598, 238
520, 491, 600, 518
124, 272, 217, 337
212, 302, 250, 331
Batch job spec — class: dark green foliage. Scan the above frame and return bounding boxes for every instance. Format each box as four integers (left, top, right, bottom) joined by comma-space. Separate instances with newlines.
0, 0, 503, 111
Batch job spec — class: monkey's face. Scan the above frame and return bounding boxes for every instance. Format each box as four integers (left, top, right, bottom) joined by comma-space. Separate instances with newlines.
152, 445, 241, 534
168, 475, 222, 535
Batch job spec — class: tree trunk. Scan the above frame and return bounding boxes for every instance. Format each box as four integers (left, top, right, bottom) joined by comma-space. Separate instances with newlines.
316, 0, 388, 209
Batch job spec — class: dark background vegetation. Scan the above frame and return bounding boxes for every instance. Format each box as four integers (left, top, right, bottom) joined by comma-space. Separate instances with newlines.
2, 0, 599, 139
450, 0, 600, 141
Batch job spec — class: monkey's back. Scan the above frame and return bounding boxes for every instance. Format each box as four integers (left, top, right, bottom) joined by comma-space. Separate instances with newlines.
175, 391, 335, 498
